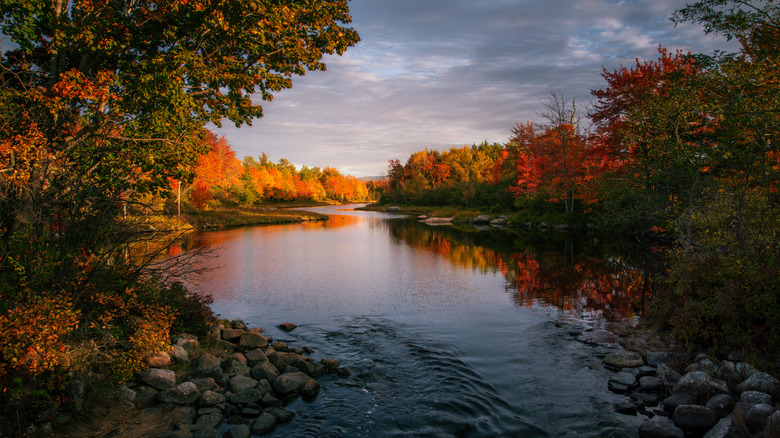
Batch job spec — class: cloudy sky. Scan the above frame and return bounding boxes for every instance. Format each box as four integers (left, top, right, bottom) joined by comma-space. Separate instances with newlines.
211, 0, 737, 178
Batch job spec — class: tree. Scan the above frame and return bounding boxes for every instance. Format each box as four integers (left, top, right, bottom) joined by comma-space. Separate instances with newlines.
538, 91, 583, 213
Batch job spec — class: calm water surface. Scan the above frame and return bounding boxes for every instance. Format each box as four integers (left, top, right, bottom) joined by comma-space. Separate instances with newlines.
187, 204, 661, 437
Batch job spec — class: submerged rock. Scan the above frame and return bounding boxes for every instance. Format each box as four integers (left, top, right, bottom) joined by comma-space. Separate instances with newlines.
603, 351, 644, 369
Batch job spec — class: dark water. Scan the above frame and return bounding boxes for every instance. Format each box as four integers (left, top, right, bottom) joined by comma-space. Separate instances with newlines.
185, 204, 664, 437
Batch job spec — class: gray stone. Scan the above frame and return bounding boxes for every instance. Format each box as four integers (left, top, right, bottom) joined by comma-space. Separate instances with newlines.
143, 368, 176, 390
260, 392, 282, 407
632, 391, 661, 407
636, 366, 657, 378
197, 407, 220, 416
301, 378, 320, 399
160, 430, 193, 438
221, 328, 245, 342
192, 427, 220, 438
251, 412, 277, 435
656, 364, 682, 388
172, 345, 189, 362
706, 394, 736, 419
134, 385, 159, 409
250, 361, 279, 383
321, 358, 340, 372
263, 407, 296, 424
244, 348, 268, 365
279, 323, 297, 331
472, 214, 491, 224
292, 357, 326, 377
189, 377, 217, 392
672, 371, 730, 402
703, 416, 746, 438
257, 379, 273, 395
171, 406, 197, 425
195, 412, 223, 428
686, 359, 718, 377
198, 390, 226, 407
735, 372, 779, 395
715, 361, 738, 383
663, 392, 697, 415
239, 332, 269, 349
615, 398, 642, 415
638, 416, 685, 438
640, 376, 664, 393
765, 411, 780, 438
673, 405, 717, 435
744, 403, 774, 432
64, 378, 85, 413
267, 351, 301, 371
158, 382, 201, 405
230, 376, 259, 394
224, 424, 251, 438
193, 353, 222, 370
117, 384, 136, 407
386, 206, 400, 212
739, 390, 772, 406
188, 367, 226, 387
608, 371, 637, 393
603, 351, 645, 369
230, 389, 263, 405
272, 372, 310, 397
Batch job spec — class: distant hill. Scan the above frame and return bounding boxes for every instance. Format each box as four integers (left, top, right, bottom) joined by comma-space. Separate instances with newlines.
357, 176, 386, 182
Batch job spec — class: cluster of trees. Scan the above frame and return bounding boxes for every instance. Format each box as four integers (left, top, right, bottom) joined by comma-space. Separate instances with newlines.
383, 1, 780, 355
0, 0, 359, 430
177, 130, 371, 211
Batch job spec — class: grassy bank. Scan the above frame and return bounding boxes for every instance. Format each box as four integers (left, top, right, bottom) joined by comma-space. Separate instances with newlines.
181, 205, 329, 230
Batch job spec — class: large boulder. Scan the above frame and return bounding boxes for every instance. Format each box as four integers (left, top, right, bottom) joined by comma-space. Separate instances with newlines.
157, 382, 201, 405
646, 351, 678, 368
230, 389, 264, 405
603, 351, 644, 369
239, 332, 269, 349
735, 372, 779, 395
230, 375, 259, 393
192, 352, 222, 370
663, 392, 697, 415
251, 412, 277, 435
608, 372, 637, 393
251, 361, 279, 383
673, 405, 717, 435
744, 403, 775, 432
272, 372, 311, 397
705, 393, 736, 419
472, 214, 491, 224
703, 416, 747, 438
198, 390, 226, 407
672, 371, 730, 402
143, 368, 176, 390
638, 416, 685, 438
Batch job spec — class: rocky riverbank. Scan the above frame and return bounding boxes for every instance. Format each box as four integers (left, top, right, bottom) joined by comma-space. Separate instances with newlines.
53, 320, 346, 438
602, 348, 780, 437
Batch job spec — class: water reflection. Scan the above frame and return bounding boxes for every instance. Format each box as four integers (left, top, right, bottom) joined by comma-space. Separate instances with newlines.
386, 219, 664, 323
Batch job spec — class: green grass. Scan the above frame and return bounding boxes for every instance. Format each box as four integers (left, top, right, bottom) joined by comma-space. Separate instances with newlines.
183, 206, 328, 229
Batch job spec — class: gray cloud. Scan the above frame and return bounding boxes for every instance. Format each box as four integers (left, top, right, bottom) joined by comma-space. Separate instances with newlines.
211, 0, 738, 177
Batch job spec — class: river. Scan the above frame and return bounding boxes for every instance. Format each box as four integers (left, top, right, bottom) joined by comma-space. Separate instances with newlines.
185, 204, 664, 437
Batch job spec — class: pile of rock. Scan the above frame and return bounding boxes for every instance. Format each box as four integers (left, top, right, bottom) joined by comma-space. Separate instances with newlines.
121, 322, 347, 438
603, 350, 780, 437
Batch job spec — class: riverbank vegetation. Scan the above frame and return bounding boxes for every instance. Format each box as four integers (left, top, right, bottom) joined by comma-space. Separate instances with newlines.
376, 2, 780, 359
0, 0, 359, 434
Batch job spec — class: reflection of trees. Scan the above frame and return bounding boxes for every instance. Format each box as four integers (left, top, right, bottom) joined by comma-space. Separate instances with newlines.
387, 219, 665, 322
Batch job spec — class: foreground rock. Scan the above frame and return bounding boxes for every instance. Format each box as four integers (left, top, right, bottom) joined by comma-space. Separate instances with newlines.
125, 321, 342, 436
607, 350, 779, 438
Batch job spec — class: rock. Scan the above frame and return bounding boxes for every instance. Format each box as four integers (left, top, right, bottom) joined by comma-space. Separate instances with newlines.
230, 389, 263, 405
223, 359, 250, 378
192, 353, 222, 370
673, 405, 717, 435
117, 384, 136, 407
195, 412, 223, 428
706, 394, 736, 419
647, 352, 678, 368
134, 385, 159, 409
715, 361, 738, 383
158, 382, 201, 405
245, 348, 268, 365
189, 377, 217, 392
170, 406, 197, 425
472, 214, 491, 224
232, 320, 248, 330
239, 332, 269, 349
146, 351, 172, 368
640, 376, 664, 393
744, 403, 774, 432
734, 362, 758, 380
221, 328, 245, 342
765, 411, 780, 438
187, 367, 226, 387
735, 372, 779, 395
261, 392, 282, 407
143, 368, 176, 390
172, 345, 189, 362
250, 361, 279, 383
703, 416, 746, 438
198, 390, 226, 407
175, 334, 199, 354
739, 390, 772, 407
192, 427, 220, 438
656, 364, 682, 388
663, 393, 697, 415
636, 366, 657, 378
608, 371, 637, 393
638, 416, 685, 438
230, 376, 259, 393
251, 412, 277, 435
603, 351, 645, 369
615, 398, 643, 415
686, 359, 718, 376
160, 429, 192, 438
64, 378, 85, 413
272, 372, 311, 397
292, 357, 326, 377
632, 391, 661, 407
672, 371, 730, 402
264, 407, 296, 424
267, 351, 301, 371
224, 424, 251, 438
271, 341, 289, 352
301, 378, 320, 399
279, 323, 297, 331
321, 358, 340, 372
